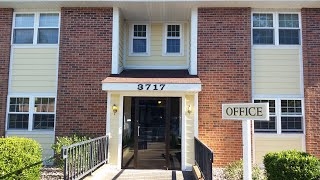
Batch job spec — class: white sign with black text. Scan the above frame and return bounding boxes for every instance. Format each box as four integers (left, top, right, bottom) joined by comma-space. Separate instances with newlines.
222, 103, 269, 180
222, 103, 269, 120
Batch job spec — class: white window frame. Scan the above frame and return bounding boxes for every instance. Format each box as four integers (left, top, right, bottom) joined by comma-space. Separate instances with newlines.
129, 23, 150, 56
12, 12, 60, 45
251, 11, 301, 46
6, 95, 57, 131
253, 98, 304, 134
163, 23, 184, 56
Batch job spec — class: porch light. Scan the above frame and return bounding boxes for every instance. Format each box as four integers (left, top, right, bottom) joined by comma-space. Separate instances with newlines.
187, 105, 192, 114
112, 104, 118, 115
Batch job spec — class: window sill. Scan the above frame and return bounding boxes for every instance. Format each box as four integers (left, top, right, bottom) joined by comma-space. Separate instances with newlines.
11, 44, 59, 48
162, 52, 184, 57
252, 44, 301, 49
253, 133, 304, 136
6, 130, 55, 135
128, 52, 150, 57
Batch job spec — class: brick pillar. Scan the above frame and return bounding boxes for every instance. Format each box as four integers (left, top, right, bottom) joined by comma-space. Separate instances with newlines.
0, 9, 13, 136
198, 8, 251, 166
56, 8, 113, 137
302, 8, 320, 158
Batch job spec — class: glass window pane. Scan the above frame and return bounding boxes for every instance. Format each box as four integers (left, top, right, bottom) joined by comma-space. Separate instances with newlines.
33, 114, 55, 130
133, 25, 146, 37
34, 97, 55, 112
40, 13, 59, 27
167, 25, 180, 37
133, 39, 146, 53
167, 39, 180, 53
279, 14, 299, 28
252, 13, 273, 27
281, 117, 302, 132
279, 29, 300, 44
8, 114, 29, 129
281, 100, 302, 115
38, 28, 59, 44
15, 14, 34, 27
253, 29, 274, 44
254, 116, 276, 132
13, 29, 34, 44
9, 97, 29, 112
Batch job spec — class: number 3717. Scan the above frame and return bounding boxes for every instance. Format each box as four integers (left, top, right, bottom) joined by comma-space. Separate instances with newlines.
137, 84, 165, 90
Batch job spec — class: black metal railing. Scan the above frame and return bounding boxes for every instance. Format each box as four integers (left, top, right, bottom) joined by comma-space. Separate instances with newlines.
195, 137, 214, 180
62, 135, 109, 180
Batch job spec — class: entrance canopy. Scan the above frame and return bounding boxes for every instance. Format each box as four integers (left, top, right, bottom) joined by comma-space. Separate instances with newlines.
102, 70, 201, 92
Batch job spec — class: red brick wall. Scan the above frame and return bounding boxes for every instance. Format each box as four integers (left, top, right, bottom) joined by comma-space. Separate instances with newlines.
198, 8, 251, 166
0, 9, 13, 136
302, 8, 320, 158
56, 8, 112, 137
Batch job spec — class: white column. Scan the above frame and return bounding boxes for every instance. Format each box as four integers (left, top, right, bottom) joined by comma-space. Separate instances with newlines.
190, 7, 198, 75
194, 93, 199, 138
117, 95, 124, 169
112, 7, 120, 74
181, 95, 186, 170
243, 120, 252, 180
106, 92, 111, 163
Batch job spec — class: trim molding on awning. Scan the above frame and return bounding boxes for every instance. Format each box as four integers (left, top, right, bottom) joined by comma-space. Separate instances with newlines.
101, 70, 202, 92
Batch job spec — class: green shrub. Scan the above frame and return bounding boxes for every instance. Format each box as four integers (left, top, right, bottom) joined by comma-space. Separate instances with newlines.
51, 134, 89, 168
264, 150, 320, 180
224, 159, 266, 180
0, 137, 42, 180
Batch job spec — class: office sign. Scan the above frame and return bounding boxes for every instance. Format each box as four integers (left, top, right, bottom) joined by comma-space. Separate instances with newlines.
222, 103, 269, 121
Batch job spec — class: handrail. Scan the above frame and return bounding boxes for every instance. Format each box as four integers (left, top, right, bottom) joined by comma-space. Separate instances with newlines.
194, 137, 214, 180
62, 135, 109, 180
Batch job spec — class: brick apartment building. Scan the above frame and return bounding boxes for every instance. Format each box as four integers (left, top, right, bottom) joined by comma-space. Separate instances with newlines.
0, 0, 319, 170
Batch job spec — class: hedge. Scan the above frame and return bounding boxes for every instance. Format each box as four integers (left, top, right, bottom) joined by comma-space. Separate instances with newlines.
264, 150, 320, 180
0, 137, 42, 180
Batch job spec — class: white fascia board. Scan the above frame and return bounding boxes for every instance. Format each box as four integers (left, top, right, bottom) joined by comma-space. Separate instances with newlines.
189, 7, 198, 75
102, 82, 201, 92
112, 7, 120, 74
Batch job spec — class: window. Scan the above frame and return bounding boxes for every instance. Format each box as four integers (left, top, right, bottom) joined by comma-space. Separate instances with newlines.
254, 99, 303, 133
33, 97, 55, 130
130, 24, 149, 54
164, 24, 183, 54
281, 100, 303, 132
8, 97, 29, 129
252, 13, 300, 45
7, 97, 56, 130
13, 13, 59, 44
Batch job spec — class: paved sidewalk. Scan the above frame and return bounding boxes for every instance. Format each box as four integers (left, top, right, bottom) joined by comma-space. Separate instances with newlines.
84, 165, 194, 180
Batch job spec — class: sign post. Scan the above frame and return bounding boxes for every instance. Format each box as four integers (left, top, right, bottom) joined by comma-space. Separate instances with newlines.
222, 103, 269, 180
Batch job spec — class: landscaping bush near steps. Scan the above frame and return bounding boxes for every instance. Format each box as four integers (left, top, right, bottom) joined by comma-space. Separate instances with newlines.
51, 134, 89, 168
224, 159, 266, 180
0, 137, 42, 180
264, 150, 320, 180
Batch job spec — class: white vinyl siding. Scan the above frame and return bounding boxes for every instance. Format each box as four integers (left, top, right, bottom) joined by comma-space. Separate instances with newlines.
109, 94, 120, 165
253, 48, 301, 95
10, 48, 58, 93
185, 95, 194, 167
119, 15, 124, 68
254, 134, 304, 164
6, 131, 55, 162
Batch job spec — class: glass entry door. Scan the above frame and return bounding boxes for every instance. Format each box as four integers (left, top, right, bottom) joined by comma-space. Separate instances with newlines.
121, 97, 181, 170
134, 98, 169, 169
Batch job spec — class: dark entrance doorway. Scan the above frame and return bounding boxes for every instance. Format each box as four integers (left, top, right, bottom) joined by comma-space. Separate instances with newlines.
121, 97, 181, 170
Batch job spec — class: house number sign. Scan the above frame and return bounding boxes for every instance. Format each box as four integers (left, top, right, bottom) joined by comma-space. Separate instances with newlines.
137, 84, 166, 90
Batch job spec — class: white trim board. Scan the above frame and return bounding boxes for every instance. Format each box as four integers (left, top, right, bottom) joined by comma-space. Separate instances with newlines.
102, 83, 201, 92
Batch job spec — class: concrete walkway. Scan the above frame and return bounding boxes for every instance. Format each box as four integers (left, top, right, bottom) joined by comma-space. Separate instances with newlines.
84, 165, 194, 180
